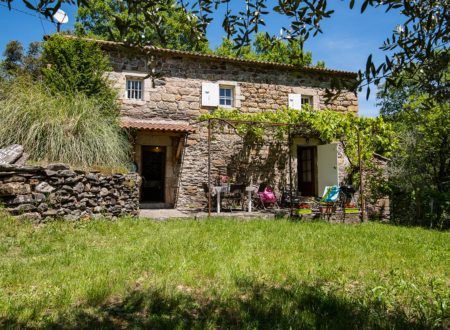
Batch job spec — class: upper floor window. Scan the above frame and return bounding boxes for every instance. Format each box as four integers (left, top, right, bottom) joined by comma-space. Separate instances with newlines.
126, 79, 143, 100
219, 86, 234, 107
301, 95, 313, 107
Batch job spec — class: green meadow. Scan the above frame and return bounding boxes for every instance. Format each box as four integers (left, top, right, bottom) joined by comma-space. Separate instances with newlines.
0, 216, 448, 328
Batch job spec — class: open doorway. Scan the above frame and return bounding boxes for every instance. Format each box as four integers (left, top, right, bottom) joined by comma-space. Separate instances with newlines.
141, 146, 166, 203
297, 146, 316, 196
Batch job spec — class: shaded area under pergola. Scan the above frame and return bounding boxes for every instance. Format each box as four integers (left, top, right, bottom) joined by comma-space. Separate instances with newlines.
194, 118, 365, 219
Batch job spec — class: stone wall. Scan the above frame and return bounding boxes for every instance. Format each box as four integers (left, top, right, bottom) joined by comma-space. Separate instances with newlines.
0, 163, 141, 222
174, 122, 350, 210
103, 48, 360, 210
106, 49, 358, 123
98, 46, 376, 213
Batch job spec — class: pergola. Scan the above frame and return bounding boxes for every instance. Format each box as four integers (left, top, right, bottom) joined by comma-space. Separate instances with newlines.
195, 118, 365, 219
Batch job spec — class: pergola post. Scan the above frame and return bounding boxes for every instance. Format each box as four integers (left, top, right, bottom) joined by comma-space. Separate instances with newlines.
357, 128, 365, 222
288, 125, 293, 218
207, 119, 211, 217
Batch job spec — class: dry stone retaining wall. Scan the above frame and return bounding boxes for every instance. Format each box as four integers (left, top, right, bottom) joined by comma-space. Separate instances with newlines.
0, 163, 140, 222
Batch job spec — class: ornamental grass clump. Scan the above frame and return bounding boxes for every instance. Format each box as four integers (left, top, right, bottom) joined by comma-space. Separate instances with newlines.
0, 79, 131, 169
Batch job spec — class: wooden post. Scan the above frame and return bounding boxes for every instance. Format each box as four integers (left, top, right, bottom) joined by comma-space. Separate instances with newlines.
357, 128, 365, 222
288, 126, 293, 218
207, 119, 211, 217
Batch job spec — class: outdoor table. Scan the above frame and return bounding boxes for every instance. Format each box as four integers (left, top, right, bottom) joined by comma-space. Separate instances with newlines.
245, 186, 255, 212
213, 185, 229, 213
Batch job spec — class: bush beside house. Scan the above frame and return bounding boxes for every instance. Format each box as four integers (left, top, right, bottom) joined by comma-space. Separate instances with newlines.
0, 35, 132, 170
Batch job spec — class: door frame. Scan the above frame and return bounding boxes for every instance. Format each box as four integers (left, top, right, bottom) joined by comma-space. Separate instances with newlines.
297, 146, 317, 196
140, 145, 166, 203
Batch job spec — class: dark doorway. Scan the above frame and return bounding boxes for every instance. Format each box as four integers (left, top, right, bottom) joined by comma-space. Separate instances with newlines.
298, 146, 316, 196
141, 146, 166, 202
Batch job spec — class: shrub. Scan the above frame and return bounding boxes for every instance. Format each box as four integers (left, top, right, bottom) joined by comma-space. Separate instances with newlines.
0, 78, 131, 169
41, 34, 117, 113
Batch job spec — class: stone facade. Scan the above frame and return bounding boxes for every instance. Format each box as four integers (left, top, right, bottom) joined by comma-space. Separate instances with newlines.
101, 43, 361, 212
106, 49, 358, 121
0, 163, 140, 222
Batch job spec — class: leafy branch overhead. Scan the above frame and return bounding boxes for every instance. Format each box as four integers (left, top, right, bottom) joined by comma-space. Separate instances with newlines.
181, 0, 449, 101
1, 0, 82, 18
6, 0, 448, 99
78, 0, 450, 101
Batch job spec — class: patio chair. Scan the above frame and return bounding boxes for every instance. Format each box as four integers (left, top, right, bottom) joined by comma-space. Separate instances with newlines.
280, 185, 300, 208
254, 183, 279, 210
222, 183, 245, 211
318, 185, 341, 218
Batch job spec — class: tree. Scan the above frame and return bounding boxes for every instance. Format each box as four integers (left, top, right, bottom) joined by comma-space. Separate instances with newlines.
378, 50, 450, 117
387, 97, 449, 228
0, 40, 23, 76
179, 0, 449, 101
215, 33, 323, 68
41, 34, 117, 112
0, 40, 42, 79
377, 56, 449, 228
75, 0, 209, 52
1, 0, 84, 18
6, 1, 447, 100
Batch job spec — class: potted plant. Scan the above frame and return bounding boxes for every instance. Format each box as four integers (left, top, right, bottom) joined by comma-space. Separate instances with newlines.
297, 202, 312, 215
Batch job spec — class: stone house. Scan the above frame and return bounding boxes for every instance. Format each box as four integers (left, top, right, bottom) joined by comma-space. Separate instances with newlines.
94, 39, 361, 211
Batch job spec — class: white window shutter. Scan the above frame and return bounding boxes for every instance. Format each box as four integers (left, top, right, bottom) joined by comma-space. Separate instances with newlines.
202, 82, 219, 107
288, 93, 302, 110
317, 143, 339, 197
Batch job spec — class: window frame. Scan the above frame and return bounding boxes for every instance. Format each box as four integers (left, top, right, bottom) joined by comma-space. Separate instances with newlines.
126, 78, 144, 101
301, 95, 313, 108
219, 85, 234, 108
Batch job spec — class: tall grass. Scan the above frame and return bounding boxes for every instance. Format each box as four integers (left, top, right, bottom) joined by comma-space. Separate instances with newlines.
0, 78, 131, 169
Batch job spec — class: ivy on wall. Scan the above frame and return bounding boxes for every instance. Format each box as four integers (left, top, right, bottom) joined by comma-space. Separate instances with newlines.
200, 107, 395, 188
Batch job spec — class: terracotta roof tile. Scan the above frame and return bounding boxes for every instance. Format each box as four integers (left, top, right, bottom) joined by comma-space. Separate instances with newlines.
120, 119, 196, 133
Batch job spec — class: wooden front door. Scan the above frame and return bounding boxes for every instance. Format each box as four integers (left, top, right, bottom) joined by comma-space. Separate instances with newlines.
298, 146, 316, 196
141, 146, 166, 202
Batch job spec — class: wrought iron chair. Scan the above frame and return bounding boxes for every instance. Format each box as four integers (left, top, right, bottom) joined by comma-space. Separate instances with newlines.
280, 186, 300, 208
222, 183, 245, 211
253, 183, 280, 210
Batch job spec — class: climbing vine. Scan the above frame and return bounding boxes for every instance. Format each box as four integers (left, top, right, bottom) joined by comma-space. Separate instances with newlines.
200, 107, 395, 187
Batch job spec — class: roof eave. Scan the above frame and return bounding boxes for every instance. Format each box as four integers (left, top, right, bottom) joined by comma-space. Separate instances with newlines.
52, 34, 358, 78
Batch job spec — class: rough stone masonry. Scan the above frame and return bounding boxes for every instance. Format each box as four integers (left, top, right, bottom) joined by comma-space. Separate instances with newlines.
0, 163, 141, 222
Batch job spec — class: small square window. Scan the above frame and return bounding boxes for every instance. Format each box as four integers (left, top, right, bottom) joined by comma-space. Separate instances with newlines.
126, 79, 143, 100
301, 95, 313, 107
219, 86, 234, 107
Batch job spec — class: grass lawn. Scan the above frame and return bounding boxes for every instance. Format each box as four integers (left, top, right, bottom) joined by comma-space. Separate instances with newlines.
0, 215, 448, 329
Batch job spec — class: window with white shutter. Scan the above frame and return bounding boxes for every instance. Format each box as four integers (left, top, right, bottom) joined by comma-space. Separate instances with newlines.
201, 82, 219, 107
219, 86, 234, 107
288, 93, 302, 110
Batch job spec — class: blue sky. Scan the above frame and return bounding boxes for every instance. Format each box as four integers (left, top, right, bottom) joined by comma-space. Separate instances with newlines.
0, 1, 403, 116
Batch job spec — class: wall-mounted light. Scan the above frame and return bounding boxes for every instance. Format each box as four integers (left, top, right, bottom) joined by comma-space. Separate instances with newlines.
151, 146, 162, 153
